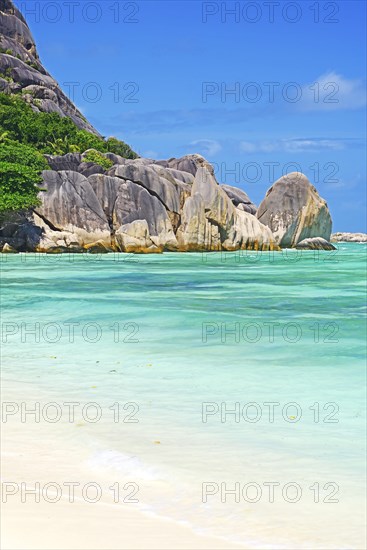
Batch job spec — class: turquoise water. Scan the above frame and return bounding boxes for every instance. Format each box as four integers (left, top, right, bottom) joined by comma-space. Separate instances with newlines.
1, 244, 366, 549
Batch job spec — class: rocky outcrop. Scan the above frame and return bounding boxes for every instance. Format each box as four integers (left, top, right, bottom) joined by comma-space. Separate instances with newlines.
176, 163, 276, 252
0, 0, 36, 56
221, 184, 257, 215
0, 154, 280, 253
295, 237, 336, 250
331, 232, 367, 243
1, 242, 17, 253
0, 1, 334, 255
108, 164, 181, 214
2, 155, 335, 254
160, 154, 207, 177
35, 171, 111, 247
0, 0, 99, 134
257, 172, 332, 247
116, 220, 162, 254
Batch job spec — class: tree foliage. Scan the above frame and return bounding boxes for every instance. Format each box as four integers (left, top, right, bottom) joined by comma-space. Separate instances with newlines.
0, 161, 42, 213
0, 139, 49, 171
82, 150, 113, 170
0, 93, 138, 158
0, 92, 138, 214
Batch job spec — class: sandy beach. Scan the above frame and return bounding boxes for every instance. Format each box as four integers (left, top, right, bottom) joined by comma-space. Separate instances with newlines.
1, 378, 244, 550
3, 500, 243, 550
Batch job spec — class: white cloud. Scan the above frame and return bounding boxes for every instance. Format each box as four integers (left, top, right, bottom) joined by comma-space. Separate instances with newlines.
189, 139, 222, 156
300, 72, 366, 111
239, 138, 348, 153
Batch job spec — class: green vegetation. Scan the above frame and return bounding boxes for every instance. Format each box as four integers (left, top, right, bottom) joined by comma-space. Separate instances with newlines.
0, 140, 49, 172
0, 68, 14, 82
82, 150, 113, 170
25, 60, 39, 70
0, 141, 48, 214
0, 93, 137, 158
0, 163, 42, 212
0, 92, 138, 214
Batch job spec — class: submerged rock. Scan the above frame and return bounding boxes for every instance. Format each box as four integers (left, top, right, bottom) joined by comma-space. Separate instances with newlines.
295, 237, 336, 250
257, 172, 332, 247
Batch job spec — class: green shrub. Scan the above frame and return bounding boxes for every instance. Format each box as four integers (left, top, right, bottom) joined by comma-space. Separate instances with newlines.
46, 137, 79, 155
0, 141, 48, 214
0, 69, 13, 82
0, 162, 42, 213
0, 140, 48, 171
0, 92, 138, 159
105, 137, 138, 159
25, 60, 39, 70
0, 91, 138, 215
82, 150, 113, 170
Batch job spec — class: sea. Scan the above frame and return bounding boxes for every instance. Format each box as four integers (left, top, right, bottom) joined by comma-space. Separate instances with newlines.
1, 243, 366, 549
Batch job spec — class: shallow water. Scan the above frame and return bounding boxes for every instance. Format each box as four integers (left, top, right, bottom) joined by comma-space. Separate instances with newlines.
1, 244, 366, 549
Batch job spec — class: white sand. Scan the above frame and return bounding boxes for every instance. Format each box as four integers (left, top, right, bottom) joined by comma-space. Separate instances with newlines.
1, 379, 244, 550
2, 498, 244, 550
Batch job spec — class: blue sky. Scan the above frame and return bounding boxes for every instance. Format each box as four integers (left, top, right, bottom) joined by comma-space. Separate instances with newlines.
15, 0, 366, 231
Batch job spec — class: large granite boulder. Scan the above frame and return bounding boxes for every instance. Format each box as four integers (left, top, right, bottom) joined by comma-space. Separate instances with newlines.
176, 193, 219, 251
36, 170, 111, 247
221, 184, 257, 215
1, 151, 280, 253
176, 163, 278, 251
224, 209, 276, 251
108, 163, 181, 214
191, 166, 235, 231
257, 172, 332, 247
115, 220, 162, 253
167, 154, 210, 177
44, 153, 82, 172
88, 174, 178, 250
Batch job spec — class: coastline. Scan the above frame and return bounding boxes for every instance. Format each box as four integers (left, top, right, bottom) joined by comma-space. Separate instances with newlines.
2, 355, 366, 550
1, 246, 366, 550
1, 378, 244, 550
3, 500, 244, 550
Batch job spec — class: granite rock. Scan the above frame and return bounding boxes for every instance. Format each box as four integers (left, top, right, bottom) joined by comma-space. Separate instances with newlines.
257, 172, 332, 247
295, 237, 336, 250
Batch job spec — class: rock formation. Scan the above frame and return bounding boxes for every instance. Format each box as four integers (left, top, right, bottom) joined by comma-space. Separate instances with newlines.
331, 232, 367, 243
0, 0, 334, 254
0, 0, 99, 134
0, 154, 279, 253
256, 172, 332, 248
295, 237, 336, 251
